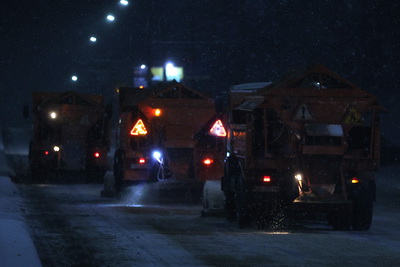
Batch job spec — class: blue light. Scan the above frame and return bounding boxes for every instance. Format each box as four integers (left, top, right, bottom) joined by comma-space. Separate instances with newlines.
152, 151, 162, 163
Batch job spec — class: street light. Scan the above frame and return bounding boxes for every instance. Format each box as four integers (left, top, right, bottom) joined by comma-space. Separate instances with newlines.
119, 0, 129, 6
90, 36, 97, 43
71, 75, 78, 82
106, 14, 115, 22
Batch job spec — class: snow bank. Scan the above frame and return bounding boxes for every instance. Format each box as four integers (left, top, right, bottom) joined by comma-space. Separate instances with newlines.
0, 177, 41, 267
1, 127, 31, 156
0, 127, 31, 179
0, 127, 41, 266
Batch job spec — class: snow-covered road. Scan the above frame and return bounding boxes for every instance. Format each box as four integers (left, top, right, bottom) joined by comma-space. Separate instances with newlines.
1, 126, 400, 266
15, 170, 400, 266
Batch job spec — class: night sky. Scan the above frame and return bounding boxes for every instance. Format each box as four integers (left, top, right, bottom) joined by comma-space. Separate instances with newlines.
1, 0, 399, 144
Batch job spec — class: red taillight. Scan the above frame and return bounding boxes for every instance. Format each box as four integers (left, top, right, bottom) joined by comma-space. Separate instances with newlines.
263, 175, 271, 183
351, 177, 359, 184
130, 119, 148, 136
209, 120, 227, 137
139, 158, 146, 164
44, 151, 49, 155
203, 158, 213, 165
94, 152, 100, 158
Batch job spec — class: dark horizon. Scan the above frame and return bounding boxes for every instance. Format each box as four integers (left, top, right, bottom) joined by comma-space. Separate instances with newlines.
1, 0, 399, 144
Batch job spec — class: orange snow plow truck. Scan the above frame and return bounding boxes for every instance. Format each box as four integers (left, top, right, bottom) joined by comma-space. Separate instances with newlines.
113, 82, 226, 193
27, 91, 111, 182
222, 65, 386, 230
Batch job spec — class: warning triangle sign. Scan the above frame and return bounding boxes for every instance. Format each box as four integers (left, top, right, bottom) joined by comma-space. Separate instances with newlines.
130, 119, 148, 135
343, 106, 362, 124
209, 120, 227, 137
293, 103, 313, 120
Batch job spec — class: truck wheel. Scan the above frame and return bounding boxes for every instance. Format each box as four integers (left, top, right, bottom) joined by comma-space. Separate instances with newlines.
236, 177, 251, 228
30, 161, 50, 183
30, 166, 42, 183
224, 191, 236, 222
331, 206, 352, 231
352, 199, 373, 231
114, 153, 124, 194
29, 145, 45, 183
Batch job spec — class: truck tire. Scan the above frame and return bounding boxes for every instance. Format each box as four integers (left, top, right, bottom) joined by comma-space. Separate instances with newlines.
30, 160, 49, 183
149, 164, 159, 182
349, 179, 375, 231
352, 199, 373, 231
30, 165, 43, 183
331, 206, 352, 231
236, 177, 251, 228
29, 143, 43, 183
113, 152, 124, 194
224, 191, 236, 222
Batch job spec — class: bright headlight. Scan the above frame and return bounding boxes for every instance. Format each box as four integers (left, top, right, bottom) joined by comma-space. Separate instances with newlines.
49, 111, 57, 119
295, 173, 302, 181
53, 146, 60, 152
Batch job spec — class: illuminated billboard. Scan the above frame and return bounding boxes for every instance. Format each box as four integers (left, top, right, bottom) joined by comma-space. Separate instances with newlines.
165, 63, 183, 82
134, 63, 184, 87
151, 63, 184, 82
151, 67, 164, 81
